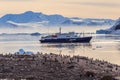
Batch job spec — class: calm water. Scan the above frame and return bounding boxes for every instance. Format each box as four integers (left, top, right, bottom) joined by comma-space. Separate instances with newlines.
0, 34, 120, 65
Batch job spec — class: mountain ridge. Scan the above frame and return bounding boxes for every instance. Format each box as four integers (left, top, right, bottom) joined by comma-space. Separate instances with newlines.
0, 11, 115, 27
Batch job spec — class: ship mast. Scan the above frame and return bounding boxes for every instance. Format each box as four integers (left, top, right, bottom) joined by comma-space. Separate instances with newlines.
59, 27, 61, 34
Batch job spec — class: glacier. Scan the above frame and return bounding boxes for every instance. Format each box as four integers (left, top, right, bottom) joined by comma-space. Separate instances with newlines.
96, 18, 120, 34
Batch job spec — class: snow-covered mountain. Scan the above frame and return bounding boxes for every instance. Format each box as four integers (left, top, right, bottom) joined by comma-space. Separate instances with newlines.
70, 18, 114, 26
0, 11, 115, 28
96, 18, 120, 34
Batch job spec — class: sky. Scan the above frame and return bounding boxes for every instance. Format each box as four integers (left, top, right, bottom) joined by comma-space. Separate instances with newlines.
0, 0, 120, 19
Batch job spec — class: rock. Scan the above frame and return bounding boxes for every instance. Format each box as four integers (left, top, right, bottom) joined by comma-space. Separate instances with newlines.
100, 75, 116, 80
0, 53, 119, 79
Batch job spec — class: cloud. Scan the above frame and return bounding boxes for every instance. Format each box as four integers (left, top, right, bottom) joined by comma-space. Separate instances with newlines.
79, 2, 120, 7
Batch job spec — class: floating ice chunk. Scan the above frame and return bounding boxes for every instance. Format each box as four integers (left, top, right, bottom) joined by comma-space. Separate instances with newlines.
19, 49, 25, 54
26, 51, 33, 54
18, 49, 33, 54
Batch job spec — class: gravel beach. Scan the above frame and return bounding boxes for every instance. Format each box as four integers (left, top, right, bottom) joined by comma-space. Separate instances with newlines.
0, 52, 120, 80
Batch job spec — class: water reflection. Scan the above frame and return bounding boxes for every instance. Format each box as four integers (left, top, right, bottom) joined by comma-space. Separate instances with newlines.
40, 43, 92, 56
116, 43, 120, 51
95, 34, 120, 41
41, 43, 91, 48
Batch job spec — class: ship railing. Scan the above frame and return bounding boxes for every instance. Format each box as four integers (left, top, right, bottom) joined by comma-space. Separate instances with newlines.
78, 32, 93, 37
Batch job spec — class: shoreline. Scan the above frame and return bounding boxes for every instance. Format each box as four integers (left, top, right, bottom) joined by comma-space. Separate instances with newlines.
0, 52, 120, 80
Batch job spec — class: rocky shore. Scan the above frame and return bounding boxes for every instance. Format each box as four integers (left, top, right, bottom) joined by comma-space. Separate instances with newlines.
0, 53, 120, 80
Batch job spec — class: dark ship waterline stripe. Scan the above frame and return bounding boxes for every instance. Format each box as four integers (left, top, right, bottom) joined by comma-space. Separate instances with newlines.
40, 37, 92, 43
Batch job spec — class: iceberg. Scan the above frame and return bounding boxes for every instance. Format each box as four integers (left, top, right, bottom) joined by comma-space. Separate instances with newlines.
96, 29, 111, 34
19, 49, 25, 54
96, 18, 120, 34
18, 49, 33, 54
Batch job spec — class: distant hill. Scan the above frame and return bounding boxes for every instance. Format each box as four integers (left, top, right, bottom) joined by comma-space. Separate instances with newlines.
0, 11, 115, 28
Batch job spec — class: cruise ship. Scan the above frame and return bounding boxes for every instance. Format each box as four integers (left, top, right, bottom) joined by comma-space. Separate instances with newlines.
40, 28, 92, 43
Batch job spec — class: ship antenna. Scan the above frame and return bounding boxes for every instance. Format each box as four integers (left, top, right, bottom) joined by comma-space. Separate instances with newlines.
83, 31, 85, 37
59, 27, 61, 34
48, 26, 49, 35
